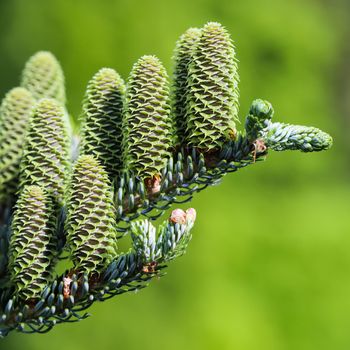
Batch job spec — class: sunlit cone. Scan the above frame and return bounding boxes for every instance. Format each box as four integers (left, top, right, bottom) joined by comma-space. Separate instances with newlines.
19, 98, 70, 206
123, 55, 172, 179
8, 185, 56, 300
0, 88, 34, 202
21, 51, 66, 105
80, 68, 126, 178
185, 22, 239, 150
65, 155, 117, 275
171, 27, 201, 145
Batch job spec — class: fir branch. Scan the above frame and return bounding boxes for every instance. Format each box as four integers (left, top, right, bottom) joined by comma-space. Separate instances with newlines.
263, 122, 333, 152
114, 99, 332, 230
0, 209, 195, 336
0, 21, 333, 337
114, 139, 254, 230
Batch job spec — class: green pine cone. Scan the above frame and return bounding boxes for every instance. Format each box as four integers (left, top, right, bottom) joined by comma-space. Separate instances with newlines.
19, 98, 70, 206
171, 27, 201, 145
65, 155, 117, 275
0, 88, 35, 202
8, 185, 56, 300
185, 22, 239, 150
80, 68, 126, 178
123, 55, 172, 179
21, 51, 66, 105
264, 122, 333, 152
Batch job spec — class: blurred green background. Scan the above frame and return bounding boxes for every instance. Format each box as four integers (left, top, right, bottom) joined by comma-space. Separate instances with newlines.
0, 0, 349, 349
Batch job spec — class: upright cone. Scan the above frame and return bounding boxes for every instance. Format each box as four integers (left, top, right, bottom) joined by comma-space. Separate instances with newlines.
19, 98, 70, 206
171, 28, 201, 145
80, 68, 126, 178
8, 185, 56, 300
21, 51, 66, 105
0, 88, 34, 202
123, 55, 172, 179
185, 22, 240, 150
65, 155, 117, 274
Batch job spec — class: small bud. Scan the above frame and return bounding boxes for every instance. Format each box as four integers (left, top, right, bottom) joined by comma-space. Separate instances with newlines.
245, 99, 274, 142
185, 208, 197, 223
145, 174, 162, 194
249, 99, 274, 119
63, 277, 73, 300
254, 139, 267, 153
169, 209, 187, 224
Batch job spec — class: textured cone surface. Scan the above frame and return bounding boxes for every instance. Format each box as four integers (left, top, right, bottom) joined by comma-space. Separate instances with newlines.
19, 99, 70, 205
80, 68, 125, 178
0, 88, 34, 202
185, 22, 239, 150
123, 55, 172, 178
21, 51, 66, 105
65, 155, 117, 274
8, 186, 56, 300
171, 28, 201, 145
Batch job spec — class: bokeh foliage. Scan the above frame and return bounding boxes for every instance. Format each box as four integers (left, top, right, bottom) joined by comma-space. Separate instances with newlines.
0, 0, 349, 349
